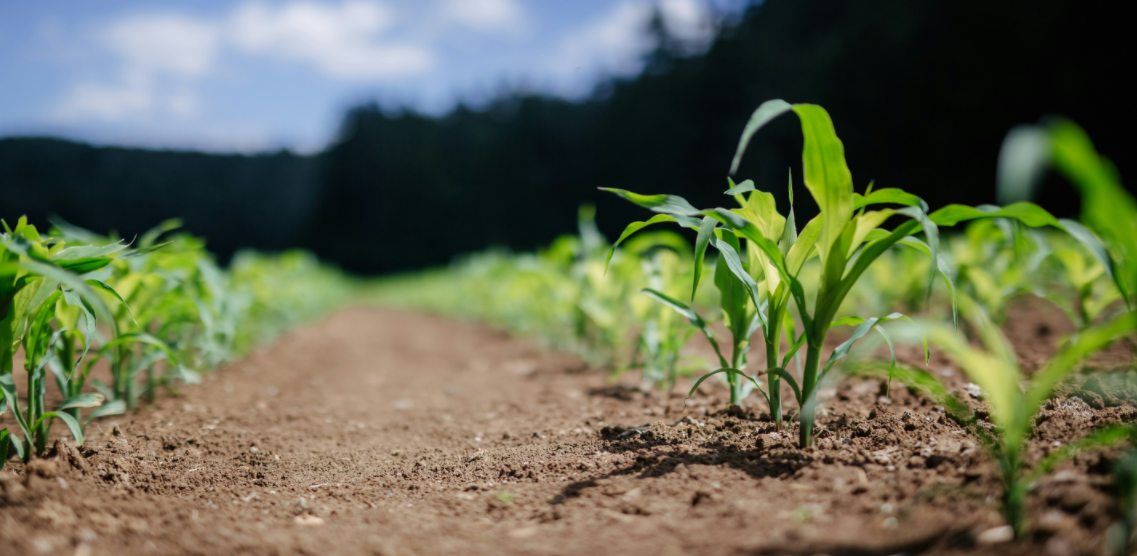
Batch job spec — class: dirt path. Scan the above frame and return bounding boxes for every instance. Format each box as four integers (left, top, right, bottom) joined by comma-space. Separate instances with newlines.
1, 307, 1132, 555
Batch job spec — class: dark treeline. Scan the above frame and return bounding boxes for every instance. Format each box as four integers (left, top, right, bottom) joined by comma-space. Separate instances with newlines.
1, 0, 1133, 274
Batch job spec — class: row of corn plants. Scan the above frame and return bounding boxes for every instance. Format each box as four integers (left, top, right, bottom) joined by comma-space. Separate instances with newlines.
368, 206, 712, 388
2, 220, 350, 468
372, 101, 1135, 546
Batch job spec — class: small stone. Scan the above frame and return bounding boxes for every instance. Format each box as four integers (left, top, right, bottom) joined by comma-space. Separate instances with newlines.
294, 514, 324, 526
508, 526, 539, 539
1036, 509, 1068, 532
965, 383, 983, 399
976, 525, 1014, 544
1043, 536, 1075, 556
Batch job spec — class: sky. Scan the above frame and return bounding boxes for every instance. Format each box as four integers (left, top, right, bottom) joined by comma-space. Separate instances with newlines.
0, 0, 739, 153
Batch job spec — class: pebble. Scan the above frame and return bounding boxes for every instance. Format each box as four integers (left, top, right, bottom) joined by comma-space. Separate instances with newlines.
976, 525, 1014, 544
508, 526, 539, 539
294, 514, 324, 526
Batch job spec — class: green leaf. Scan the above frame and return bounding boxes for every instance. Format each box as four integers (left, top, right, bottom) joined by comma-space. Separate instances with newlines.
0, 428, 9, 466
712, 234, 753, 344
768, 368, 802, 404
48, 411, 85, 446
90, 399, 127, 419
852, 188, 928, 211
712, 235, 762, 314
643, 288, 729, 368
7, 430, 25, 461
691, 216, 717, 301
730, 99, 793, 175
822, 312, 906, 378
0, 374, 31, 436
598, 187, 702, 217
1028, 424, 1133, 483
791, 104, 854, 263
688, 368, 765, 398
1058, 218, 1130, 309
1026, 311, 1137, 417
1048, 119, 1137, 295
59, 393, 105, 410
851, 362, 973, 424
930, 202, 1060, 228
724, 179, 756, 195
997, 126, 1051, 205
606, 214, 680, 270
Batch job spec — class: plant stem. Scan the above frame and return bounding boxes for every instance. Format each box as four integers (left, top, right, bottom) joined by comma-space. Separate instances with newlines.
728, 337, 744, 406
798, 342, 822, 449
1002, 450, 1026, 538
766, 331, 781, 427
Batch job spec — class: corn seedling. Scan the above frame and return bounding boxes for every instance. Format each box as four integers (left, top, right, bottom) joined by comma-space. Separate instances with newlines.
999, 118, 1135, 311
605, 100, 1072, 448
51, 221, 217, 408
1, 216, 350, 468
626, 246, 698, 389
866, 297, 1134, 538
1, 217, 122, 461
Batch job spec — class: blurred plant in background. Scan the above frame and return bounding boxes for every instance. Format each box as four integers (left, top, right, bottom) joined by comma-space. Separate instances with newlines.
2, 219, 350, 468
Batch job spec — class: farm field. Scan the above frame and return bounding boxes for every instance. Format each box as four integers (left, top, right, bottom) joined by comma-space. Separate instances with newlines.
3, 100, 1137, 555
0, 302, 1131, 556
4, 2, 1135, 554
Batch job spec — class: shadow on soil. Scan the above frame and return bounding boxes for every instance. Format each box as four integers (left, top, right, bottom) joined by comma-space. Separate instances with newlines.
551, 427, 810, 505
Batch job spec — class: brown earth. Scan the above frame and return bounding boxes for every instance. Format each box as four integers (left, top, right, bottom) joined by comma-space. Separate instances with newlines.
1, 303, 1136, 555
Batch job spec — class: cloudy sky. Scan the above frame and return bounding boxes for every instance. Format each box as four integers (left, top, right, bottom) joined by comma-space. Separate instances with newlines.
0, 0, 737, 153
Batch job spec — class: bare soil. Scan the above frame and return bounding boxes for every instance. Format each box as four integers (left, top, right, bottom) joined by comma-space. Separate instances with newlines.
1, 302, 1135, 555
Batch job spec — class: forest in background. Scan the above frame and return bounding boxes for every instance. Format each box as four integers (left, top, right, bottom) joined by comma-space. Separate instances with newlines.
1, 0, 1133, 274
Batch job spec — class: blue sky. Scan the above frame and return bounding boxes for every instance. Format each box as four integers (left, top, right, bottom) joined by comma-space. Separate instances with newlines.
0, 0, 736, 153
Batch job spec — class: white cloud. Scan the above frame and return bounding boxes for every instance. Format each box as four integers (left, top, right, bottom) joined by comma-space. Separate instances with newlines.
559, 2, 652, 74
53, 78, 154, 122
53, 0, 436, 124
167, 89, 204, 118
228, 0, 434, 80
658, 0, 713, 44
100, 13, 221, 79
551, 0, 713, 93
44, 0, 718, 148
53, 12, 219, 123
438, 0, 525, 33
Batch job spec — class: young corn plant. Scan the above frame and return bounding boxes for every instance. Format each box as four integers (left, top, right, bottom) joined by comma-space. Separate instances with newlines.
605, 99, 1075, 448
1027, 230, 1125, 328
1000, 118, 1136, 316
869, 298, 1134, 538
630, 247, 696, 389
948, 219, 1051, 322
871, 119, 1137, 538
1, 217, 121, 462
51, 221, 200, 408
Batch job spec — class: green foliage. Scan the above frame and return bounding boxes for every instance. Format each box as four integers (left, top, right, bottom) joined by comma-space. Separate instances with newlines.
1000, 119, 1136, 308
606, 100, 1069, 448
866, 298, 1134, 537
1, 217, 123, 463
367, 209, 703, 388
2, 218, 348, 468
